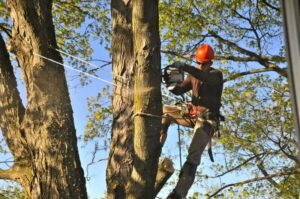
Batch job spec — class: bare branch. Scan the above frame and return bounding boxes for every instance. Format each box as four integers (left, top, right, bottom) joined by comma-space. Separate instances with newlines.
0, 160, 31, 181
204, 151, 279, 179
85, 142, 108, 181
260, 0, 280, 12
255, 153, 279, 187
161, 50, 194, 62
208, 31, 287, 77
233, 9, 262, 53
224, 67, 287, 82
161, 50, 286, 63
209, 169, 300, 198
0, 24, 12, 38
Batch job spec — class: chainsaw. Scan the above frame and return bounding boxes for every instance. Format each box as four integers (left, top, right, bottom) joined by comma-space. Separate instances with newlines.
162, 64, 185, 90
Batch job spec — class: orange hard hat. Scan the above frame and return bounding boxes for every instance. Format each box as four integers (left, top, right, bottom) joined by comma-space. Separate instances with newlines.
195, 44, 214, 62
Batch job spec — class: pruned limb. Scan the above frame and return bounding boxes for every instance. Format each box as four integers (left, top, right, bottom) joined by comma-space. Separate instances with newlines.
209, 169, 300, 198
0, 168, 16, 181
154, 158, 175, 197
0, 160, 31, 182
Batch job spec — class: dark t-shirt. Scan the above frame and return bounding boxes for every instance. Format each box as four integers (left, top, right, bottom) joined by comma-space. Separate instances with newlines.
170, 64, 223, 113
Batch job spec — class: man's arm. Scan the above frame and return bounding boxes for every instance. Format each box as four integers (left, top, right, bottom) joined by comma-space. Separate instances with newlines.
169, 75, 192, 95
182, 64, 223, 85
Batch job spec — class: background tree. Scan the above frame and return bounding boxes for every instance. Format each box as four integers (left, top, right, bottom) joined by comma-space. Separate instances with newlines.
0, 1, 88, 198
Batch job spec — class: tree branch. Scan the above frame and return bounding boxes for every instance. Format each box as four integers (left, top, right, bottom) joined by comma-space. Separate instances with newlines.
260, 0, 280, 12
256, 157, 279, 187
208, 31, 287, 77
233, 9, 262, 53
85, 142, 108, 181
0, 24, 12, 38
209, 169, 299, 198
0, 168, 16, 180
224, 67, 287, 82
161, 50, 286, 63
204, 151, 279, 179
0, 160, 31, 181
161, 50, 194, 62
0, 33, 27, 160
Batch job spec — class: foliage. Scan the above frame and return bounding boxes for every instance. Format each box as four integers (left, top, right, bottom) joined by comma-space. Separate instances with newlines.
52, 0, 111, 85
0, 182, 25, 199
200, 74, 299, 198
83, 85, 112, 146
159, 0, 284, 62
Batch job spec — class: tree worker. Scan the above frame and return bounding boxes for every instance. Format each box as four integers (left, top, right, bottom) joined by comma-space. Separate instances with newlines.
160, 44, 224, 199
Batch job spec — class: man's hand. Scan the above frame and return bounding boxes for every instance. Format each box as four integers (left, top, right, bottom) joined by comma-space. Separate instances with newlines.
172, 61, 185, 70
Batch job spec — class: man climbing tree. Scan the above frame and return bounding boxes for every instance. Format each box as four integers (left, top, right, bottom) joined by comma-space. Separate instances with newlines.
160, 44, 223, 198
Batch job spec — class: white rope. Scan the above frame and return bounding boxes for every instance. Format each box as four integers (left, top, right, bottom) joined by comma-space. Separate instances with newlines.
33, 52, 180, 102
33, 52, 117, 86
55, 48, 127, 81
54, 49, 181, 101
55, 48, 110, 72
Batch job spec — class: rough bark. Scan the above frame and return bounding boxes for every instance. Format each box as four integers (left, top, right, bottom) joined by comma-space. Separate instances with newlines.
1, 1, 88, 198
127, 0, 162, 198
0, 33, 31, 182
106, 0, 135, 198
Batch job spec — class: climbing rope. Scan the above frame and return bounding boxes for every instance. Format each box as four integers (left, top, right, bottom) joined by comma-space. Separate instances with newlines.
33, 52, 117, 86
177, 124, 182, 169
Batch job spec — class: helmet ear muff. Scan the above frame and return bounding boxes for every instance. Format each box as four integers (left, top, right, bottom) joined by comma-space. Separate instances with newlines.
195, 44, 214, 62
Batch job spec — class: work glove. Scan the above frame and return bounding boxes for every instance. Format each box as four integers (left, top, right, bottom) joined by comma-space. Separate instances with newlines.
172, 61, 185, 71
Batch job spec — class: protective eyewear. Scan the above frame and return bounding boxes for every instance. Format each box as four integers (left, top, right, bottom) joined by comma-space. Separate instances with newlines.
196, 61, 206, 65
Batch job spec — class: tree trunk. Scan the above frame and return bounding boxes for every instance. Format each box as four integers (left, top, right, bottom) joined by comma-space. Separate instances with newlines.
106, 0, 135, 198
127, 0, 162, 198
0, 1, 88, 198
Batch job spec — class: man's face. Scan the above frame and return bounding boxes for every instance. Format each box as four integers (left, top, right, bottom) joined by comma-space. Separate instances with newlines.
196, 61, 209, 70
